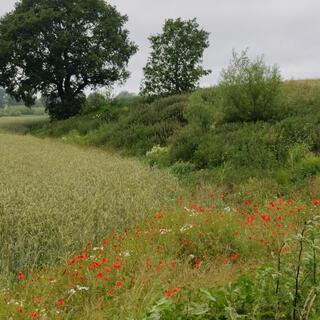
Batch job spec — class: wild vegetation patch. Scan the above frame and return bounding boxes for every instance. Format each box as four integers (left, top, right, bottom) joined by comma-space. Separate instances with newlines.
1, 79, 320, 318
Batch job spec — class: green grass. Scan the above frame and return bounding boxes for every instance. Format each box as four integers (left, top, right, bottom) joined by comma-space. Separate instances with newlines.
0, 116, 49, 134
1, 81, 320, 318
0, 105, 46, 117
1, 172, 319, 318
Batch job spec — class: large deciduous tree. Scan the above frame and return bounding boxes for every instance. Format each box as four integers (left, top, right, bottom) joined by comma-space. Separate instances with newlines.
0, 0, 137, 119
140, 18, 211, 97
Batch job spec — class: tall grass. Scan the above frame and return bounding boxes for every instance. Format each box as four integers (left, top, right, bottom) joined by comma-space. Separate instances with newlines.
0, 116, 49, 134
1, 182, 319, 319
0, 132, 180, 284
0, 105, 46, 117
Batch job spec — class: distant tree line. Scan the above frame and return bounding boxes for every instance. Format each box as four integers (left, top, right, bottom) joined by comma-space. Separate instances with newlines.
0, 87, 43, 109
0, 87, 21, 108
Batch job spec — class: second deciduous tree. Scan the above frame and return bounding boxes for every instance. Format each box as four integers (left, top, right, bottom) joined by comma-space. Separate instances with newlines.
140, 18, 211, 97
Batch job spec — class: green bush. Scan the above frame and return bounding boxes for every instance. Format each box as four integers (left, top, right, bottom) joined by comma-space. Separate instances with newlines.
218, 49, 285, 122
97, 95, 188, 155
146, 145, 170, 167
292, 156, 320, 182
275, 169, 290, 185
170, 160, 197, 176
184, 87, 221, 130
82, 91, 110, 114
86, 122, 112, 146
311, 126, 320, 153
76, 118, 101, 135
4, 106, 21, 116
111, 94, 148, 108
194, 122, 280, 169
169, 124, 202, 162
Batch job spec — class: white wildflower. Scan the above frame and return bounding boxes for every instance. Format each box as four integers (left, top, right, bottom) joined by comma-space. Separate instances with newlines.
76, 285, 89, 291
93, 247, 104, 251
160, 228, 172, 234
120, 250, 130, 257
180, 224, 193, 233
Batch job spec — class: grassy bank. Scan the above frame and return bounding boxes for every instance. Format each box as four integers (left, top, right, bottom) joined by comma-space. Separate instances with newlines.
0, 116, 49, 134
31, 80, 320, 197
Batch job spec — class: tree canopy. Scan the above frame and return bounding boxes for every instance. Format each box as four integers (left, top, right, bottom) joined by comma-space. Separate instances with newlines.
140, 18, 211, 97
0, 0, 137, 119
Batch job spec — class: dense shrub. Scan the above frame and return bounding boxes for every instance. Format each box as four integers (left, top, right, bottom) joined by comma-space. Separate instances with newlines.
169, 124, 203, 162
76, 118, 101, 135
101, 95, 188, 155
218, 49, 285, 122
194, 122, 279, 169
291, 156, 320, 183
111, 94, 150, 108
311, 126, 320, 153
184, 87, 220, 130
82, 92, 109, 114
145, 145, 170, 167
283, 79, 320, 106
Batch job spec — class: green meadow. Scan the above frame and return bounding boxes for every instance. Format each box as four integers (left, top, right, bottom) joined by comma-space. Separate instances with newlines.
1, 79, 320, 319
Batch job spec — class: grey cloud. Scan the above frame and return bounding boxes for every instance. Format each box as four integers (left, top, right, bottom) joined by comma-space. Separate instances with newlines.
1, 0, 319, 93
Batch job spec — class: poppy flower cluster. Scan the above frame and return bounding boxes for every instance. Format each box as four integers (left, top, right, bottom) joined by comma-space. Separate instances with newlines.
2, 192, 319, 319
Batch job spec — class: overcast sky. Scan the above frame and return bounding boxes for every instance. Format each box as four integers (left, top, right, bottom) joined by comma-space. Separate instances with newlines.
1, 0, 319, 94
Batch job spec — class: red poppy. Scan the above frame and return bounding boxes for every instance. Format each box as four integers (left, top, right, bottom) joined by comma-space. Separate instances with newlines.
58, 298, 65, 306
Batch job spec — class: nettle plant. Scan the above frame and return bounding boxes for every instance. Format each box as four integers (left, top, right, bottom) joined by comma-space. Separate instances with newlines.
214, 212, 320, 320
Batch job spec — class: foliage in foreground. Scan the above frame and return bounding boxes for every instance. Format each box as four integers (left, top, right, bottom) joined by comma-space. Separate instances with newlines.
1, 190, 320, 319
